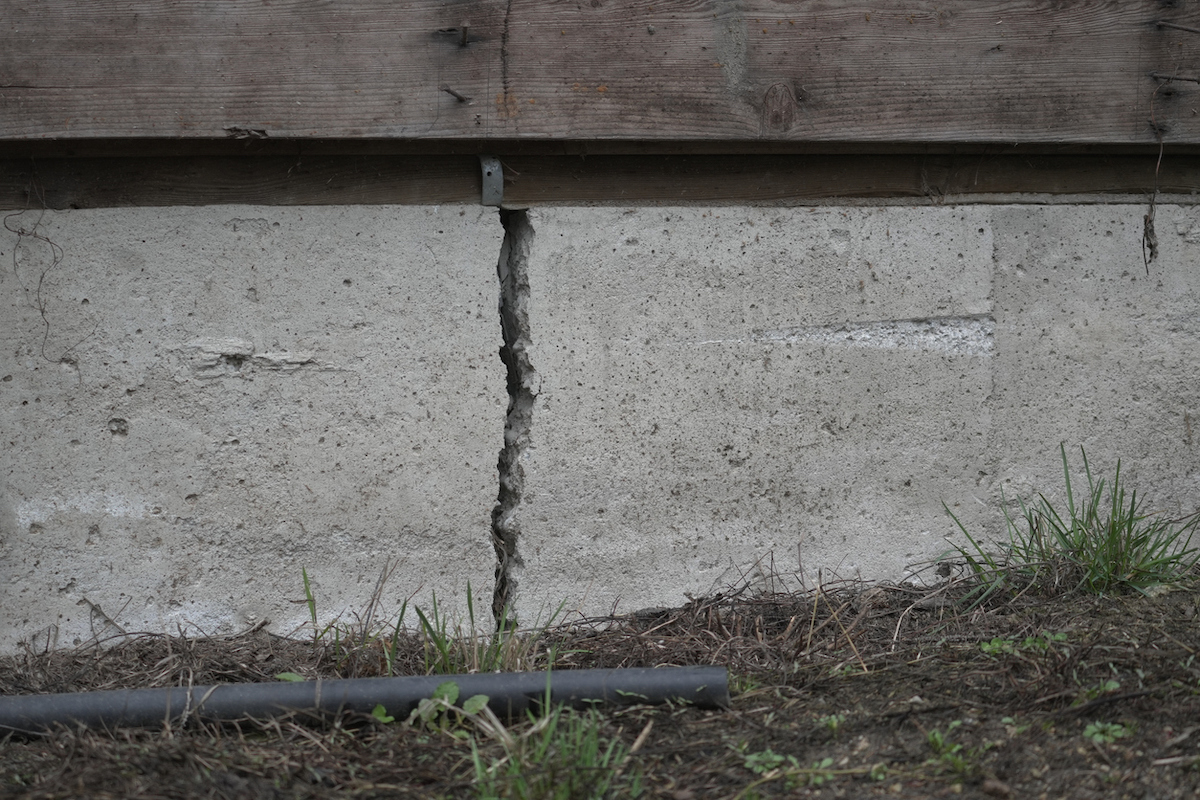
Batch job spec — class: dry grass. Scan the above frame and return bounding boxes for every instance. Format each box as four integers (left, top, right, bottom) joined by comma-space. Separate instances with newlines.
3, 573, 1200, 798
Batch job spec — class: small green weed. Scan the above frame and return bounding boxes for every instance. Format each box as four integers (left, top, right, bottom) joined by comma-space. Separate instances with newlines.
470, 701, 634, 800
818, 713, 846, 738
925, 720, 989, 776
980, 631, 1068, 657
741, 747, 797, 775
1001, 716, 1031, 736
736, 747, 830, 789
731, 674, 763, 694
804, 757, 836, 787
1077, 679, 1121, 703
946, 445, 1200, 601
732, 743, 874, 795
1083, 721, 1131, 744
406, 680, 489, 738
828, 662, 867, 678
926, 720, 963, 757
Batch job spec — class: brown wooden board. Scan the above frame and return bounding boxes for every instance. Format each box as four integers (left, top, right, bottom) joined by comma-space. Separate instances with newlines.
3, 154, 1197, 208
0, 156, 482, 208
2, 1, 1200, 146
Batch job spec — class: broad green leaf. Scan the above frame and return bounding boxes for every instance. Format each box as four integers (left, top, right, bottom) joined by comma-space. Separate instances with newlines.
463, 694, 489, 715
433, 681, 460, 704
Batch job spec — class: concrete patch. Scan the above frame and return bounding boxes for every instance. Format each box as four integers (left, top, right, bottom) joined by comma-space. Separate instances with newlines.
698, 316, 995, 356
0, 205, 504, 651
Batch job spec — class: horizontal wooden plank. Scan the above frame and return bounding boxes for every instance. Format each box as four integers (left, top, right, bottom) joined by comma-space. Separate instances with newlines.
3, 139, 1198, 158
501, 154, 1200, 204
3, 155, 1197, 208
1, 1, 1199, 146
0, 156, 482, 207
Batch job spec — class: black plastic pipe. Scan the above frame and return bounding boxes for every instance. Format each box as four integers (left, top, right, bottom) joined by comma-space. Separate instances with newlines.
0, 666, 729, 734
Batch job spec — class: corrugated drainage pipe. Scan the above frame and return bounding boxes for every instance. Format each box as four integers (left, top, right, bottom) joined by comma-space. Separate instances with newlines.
0, 666, 729, 734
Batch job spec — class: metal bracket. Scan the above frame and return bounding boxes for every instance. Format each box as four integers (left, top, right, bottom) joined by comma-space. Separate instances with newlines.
479, 156, 503, 207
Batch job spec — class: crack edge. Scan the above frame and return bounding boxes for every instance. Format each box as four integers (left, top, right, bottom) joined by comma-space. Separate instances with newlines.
491, 208, 535, 625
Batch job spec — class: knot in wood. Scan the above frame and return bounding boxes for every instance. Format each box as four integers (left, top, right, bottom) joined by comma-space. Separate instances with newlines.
761, 83, 799, 133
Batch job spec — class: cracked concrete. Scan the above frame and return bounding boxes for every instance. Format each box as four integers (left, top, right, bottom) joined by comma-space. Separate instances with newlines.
3, 202, 1200, 649
491, 210, 536, 621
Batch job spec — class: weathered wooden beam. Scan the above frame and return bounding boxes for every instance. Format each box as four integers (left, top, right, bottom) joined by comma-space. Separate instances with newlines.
3, 155, 1197, 208
1, 1, 1198, 146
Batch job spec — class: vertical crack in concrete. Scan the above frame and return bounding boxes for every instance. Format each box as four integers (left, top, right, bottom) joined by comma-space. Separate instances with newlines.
492, 209, 535, 624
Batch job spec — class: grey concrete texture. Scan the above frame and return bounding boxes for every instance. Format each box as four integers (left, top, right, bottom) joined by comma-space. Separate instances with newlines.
511, 205, 1200, 620
4, 201, 1200, 650
1, 206, 504, 652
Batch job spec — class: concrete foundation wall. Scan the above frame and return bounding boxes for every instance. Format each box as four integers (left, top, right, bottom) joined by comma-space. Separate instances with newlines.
3, 202, 1199, 649
1, 206, 505, 651
508, 205, 1200, 619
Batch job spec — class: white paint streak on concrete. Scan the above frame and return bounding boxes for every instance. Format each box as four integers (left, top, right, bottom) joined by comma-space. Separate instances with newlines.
16, 492, 150, 528
694, 316, 995, 356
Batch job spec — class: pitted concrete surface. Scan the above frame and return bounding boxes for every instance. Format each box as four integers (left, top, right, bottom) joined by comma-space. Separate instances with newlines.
987, 206, 1200, 512
3, 202, 1200, 648
0, 206, 504, 651
508, 206, 1200, 620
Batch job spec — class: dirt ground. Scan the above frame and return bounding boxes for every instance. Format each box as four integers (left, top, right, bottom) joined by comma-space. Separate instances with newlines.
2, 575, 1199, 799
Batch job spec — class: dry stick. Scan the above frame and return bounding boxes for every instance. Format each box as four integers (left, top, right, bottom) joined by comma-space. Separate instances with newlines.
796, 598, 855, 656
822, 592, 868, 673
613, 717, 654, 784
777, 614, 798, 642
629, 718, 654, 753
831, 598, 876, 645
804, 581, 822, 652
1163, 725, 1199, 749
1047, 690, 1155, 720
1155, 625, 1197, 655
640, 617, 678, 637
891, 583, 952, 651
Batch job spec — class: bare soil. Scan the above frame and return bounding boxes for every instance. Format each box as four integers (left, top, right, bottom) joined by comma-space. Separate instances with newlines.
2, 578, 1199, 799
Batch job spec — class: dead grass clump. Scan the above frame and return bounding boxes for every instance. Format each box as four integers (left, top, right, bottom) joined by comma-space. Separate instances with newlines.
3, 574, 1199, 799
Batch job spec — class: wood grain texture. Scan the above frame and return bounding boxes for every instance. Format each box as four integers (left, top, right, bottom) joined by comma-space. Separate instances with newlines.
4, 155, 1197, 208
1, 1, 1199, 145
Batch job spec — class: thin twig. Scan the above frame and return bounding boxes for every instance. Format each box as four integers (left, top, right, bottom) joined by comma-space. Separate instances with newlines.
1047, 690, 1154, 720
818, 592, 868, 672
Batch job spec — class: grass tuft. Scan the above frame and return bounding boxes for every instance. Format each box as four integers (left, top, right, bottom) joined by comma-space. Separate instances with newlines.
947, 444, 1200, 600
298, 564, 562, 678
470, 699, 637, 800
